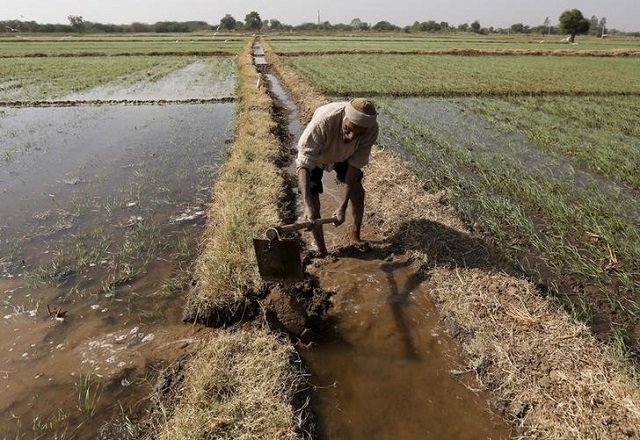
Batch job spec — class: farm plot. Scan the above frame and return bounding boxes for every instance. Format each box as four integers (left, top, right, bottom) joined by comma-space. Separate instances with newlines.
0, 35, 246, 57
268, 34, 640, 53
376, 96, 640, 343
0, 34, 240, 435
285, 54, 640, 96
0, 56, 235, 102
0, 102, 235, 438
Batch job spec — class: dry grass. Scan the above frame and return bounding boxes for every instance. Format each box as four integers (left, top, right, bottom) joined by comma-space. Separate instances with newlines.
263, 36, 640, 438
157, 327, 311, 440
153, 39, 311, 440
184, 39, 284, 322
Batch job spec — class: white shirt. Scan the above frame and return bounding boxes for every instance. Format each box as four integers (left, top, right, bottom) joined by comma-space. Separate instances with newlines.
296, 102, 378, 170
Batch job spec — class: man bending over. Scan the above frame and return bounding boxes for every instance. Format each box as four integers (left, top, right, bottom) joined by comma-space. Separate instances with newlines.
297, 98, 379, 255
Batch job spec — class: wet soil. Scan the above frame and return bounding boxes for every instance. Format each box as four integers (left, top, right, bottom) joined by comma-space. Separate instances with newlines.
0, 102, 234, 437
257, 42, 513, 439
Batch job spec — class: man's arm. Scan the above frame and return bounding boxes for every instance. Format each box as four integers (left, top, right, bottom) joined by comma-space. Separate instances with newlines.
297, 167, 320, 220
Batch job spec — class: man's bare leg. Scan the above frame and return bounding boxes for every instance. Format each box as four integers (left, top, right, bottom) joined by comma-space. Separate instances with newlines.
309, 193, 328, 255
349, 182, 365, 242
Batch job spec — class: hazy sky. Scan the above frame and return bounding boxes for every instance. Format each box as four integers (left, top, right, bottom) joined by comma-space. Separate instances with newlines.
3, 0, 639, 31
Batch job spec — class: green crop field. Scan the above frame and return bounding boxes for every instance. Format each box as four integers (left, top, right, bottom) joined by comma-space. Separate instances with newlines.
0, 35, 246, 56
0, 56, 235, 101
285, 54, 640, 96
268, 33, 640, 53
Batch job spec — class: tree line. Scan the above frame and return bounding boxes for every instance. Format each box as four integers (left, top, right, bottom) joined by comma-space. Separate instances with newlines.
1, 10, 637, 37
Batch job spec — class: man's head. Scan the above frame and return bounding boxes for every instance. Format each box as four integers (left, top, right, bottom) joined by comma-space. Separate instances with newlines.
342, 98, 377, 143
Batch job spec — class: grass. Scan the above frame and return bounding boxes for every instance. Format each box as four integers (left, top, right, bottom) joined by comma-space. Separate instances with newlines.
268, 33, 640, 53
1, 410, 74, 440
157, 328, 310, 440
76, 374, 103, 418
0, 56, 236, 101
285, 54, 640, 96
456, 96, 640, 189
155, 38, 312, 440
184, 39, 285, 321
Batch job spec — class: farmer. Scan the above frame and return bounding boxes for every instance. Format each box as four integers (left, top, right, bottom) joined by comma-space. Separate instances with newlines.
297, 98, 379, 255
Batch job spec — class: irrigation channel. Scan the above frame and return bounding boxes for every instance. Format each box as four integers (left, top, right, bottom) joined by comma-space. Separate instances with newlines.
255, 42, 512, 439
0, 71, 234, 436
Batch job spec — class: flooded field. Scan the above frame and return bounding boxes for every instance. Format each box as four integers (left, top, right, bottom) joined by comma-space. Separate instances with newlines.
0, 100, 234, 437
61, 60, 235, 102
375, 96, 640, 347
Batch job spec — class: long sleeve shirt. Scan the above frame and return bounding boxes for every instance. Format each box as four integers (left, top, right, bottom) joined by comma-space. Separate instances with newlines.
296, 102, 378, 171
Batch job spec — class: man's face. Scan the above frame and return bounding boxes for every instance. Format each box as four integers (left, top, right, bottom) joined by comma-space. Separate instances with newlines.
341, 118, 367, 143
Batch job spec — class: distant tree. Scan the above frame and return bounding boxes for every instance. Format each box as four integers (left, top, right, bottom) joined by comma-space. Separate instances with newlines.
559, 9, 590, 42
511, 23, 526, 33
67, 15, 85, 32
423, 20, 441, 32
245, 11, 262, 31
458, 23, 469, 32
219, 14, 236, 31
130, 22, 152, 33
350, 18, 362, 31
411, 21, 423, 32
470, 20, 481, 33
295, 22, 317, 31
372, 21, 398, 31
268, 19, 282, 30
440, 21, 449, 32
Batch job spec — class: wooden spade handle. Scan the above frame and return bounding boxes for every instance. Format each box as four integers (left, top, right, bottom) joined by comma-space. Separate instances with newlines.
276, 216, 338, 234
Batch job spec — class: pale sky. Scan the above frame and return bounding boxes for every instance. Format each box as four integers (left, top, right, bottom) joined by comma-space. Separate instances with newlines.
3, 0, 639, 31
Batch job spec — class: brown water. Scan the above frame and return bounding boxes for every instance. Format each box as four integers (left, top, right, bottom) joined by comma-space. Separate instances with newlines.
0, 102, 233, 437
304, 256, 511, 440
257, 42, 513, 439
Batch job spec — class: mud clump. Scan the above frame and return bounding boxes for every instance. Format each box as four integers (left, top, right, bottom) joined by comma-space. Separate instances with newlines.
264, 279, 334, 336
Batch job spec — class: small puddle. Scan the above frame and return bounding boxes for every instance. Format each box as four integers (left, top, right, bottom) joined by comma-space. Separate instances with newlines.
0, 102, 234, 436
255, 41, 512, 439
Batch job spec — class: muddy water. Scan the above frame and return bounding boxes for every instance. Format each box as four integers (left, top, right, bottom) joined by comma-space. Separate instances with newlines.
0, 103, 233, 437
257, 43, 512, 439
304, 257, 510, 439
